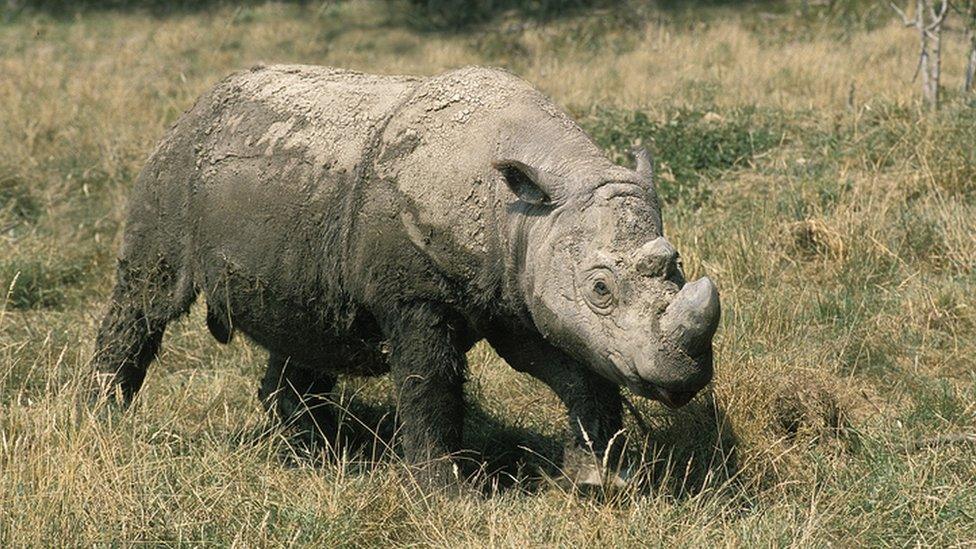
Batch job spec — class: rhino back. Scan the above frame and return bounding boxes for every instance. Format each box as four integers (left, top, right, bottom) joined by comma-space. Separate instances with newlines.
172, 66, 419, 358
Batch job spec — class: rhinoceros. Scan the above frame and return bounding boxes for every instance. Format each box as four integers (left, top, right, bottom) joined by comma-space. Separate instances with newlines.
92, 64, 720, 486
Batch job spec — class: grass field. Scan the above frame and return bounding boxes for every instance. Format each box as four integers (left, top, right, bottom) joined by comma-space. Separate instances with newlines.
1, 0, 975, 545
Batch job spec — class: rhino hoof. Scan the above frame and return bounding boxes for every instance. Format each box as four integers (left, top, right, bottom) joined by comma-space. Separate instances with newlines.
559, 446, 632, 493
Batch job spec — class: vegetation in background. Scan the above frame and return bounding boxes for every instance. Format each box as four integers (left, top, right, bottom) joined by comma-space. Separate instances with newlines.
1, 0, 974, 545
581, 106, 787, 204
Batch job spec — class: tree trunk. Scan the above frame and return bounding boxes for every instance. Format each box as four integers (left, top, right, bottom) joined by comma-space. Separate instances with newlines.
915, 0, 947, 109
966, 27, 976, 94
917, 1, 935, 108
927, 15, 942, 108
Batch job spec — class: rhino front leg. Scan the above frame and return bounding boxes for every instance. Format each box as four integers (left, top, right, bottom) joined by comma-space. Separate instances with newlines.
383, 303, 468, 487
486, 330, 625, 487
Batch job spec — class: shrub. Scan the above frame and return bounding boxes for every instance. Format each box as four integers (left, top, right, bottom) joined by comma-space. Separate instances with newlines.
580, 106, 787, 204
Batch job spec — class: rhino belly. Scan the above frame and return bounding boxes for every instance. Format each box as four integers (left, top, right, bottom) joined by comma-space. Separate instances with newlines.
201, 266, 390, 375
189, 160, 388, 375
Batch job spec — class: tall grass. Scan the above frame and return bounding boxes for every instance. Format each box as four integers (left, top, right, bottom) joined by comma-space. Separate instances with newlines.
1, 0, 974, 545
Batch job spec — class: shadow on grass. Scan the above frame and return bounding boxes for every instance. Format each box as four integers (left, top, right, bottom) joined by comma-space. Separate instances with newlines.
4, 0, 784, 29
240, 389, 740, 500
633, 393, 741, 499
2, 0, 311, 20
249, 396, 566, 495
5, 0, 629, 29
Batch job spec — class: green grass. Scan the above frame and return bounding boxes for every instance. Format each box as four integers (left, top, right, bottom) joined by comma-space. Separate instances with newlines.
1, 0, 975, 545
580, 105, 788, 203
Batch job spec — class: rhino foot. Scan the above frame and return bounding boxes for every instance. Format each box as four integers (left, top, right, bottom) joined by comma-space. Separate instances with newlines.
559, 445, 632, 492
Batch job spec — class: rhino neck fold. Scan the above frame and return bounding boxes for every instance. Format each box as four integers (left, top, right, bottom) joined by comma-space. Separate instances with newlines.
500, 199, 557, 332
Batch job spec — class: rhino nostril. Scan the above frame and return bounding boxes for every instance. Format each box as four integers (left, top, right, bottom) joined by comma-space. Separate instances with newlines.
668, 252, 684, 283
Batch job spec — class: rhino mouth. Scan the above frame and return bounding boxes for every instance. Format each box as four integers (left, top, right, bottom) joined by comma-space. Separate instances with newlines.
621, 347, 713, 408
652, 387, 698, 409
612, 277, 719, 409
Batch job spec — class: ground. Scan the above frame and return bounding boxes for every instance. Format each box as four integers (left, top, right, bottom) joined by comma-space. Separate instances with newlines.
1, 0, 975, 545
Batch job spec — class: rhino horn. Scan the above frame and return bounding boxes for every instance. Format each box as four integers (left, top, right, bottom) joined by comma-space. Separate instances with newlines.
632, 146, 655, 191
659, 277, 720, 358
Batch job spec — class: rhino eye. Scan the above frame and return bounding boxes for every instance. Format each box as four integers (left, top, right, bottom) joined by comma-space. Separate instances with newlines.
584, 270, 617, 314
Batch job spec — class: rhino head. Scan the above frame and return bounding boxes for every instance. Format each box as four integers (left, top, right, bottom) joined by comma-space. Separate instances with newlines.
499, 148, 720, 408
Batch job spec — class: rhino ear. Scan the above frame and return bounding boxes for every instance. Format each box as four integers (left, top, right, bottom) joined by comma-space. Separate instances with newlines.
494, 160, 553, 206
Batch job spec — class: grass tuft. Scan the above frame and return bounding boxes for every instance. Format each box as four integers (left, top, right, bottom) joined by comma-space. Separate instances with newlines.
0, 253, 90, 310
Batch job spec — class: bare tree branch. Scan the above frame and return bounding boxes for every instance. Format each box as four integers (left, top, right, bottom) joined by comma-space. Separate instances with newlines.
888, 0, 915, 25
924, 1, 949, 31
889, 0, 947, 108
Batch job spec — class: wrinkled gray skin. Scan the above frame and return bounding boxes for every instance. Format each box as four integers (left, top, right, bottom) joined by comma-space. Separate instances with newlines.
92, 65, 720, 487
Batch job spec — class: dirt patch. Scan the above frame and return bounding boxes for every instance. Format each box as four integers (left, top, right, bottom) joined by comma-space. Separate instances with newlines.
785, 219, 844, 261
770, 373, 846, 442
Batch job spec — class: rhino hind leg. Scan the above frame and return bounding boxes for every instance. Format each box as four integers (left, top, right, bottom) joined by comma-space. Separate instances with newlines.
91, 258, 196, 404
259, 354, 338, 445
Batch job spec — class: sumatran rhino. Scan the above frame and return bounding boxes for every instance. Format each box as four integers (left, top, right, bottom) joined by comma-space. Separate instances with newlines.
92, 65, 720, 486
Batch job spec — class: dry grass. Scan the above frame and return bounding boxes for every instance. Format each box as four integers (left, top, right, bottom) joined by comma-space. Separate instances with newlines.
2, 0, 975, 545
